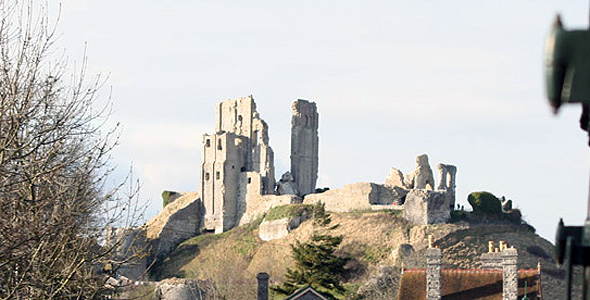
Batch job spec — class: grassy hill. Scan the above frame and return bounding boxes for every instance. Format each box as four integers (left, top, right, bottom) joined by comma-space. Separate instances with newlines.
148, 208, 572, 300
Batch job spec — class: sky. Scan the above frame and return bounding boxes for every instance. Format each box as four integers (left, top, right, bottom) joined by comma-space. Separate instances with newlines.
52, 0, 590, 242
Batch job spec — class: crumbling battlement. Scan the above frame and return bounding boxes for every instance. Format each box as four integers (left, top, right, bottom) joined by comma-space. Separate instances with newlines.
303, 154, 456, 225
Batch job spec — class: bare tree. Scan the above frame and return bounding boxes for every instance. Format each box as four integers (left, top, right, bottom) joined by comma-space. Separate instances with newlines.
0, 1, 145, 299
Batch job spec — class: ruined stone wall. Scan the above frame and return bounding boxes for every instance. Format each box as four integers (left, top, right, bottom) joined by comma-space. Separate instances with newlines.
437, 163, 457, 210
201, 96, 277, 233
201, 132, 247, 233
403, 189, 451, 225
214, 96, 275, 195
290, 99, 319, 196
405, 154, 435, 190
303, 182, 401, 212
251, 115, 276, 194
146, 192, 201, 259
216, 96, 254, 137
237, 193, 297, 226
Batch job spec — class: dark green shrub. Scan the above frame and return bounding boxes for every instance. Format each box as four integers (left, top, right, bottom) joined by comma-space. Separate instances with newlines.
162, 190, 179, 208
315, 187, 330, 193
504, 209, 522, 223
450, 210, 467, 223
265, 204, 312, 221
467, 191, 502, 216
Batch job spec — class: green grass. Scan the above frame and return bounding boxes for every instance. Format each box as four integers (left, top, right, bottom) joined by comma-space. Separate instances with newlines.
265, 204, 313, 221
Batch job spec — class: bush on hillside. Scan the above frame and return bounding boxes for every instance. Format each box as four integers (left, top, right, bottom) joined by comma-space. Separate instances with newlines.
162, 190, 179, 208
265, 204, 312, 221
467, 191, 502, 216
504, 209, 522, 224
272, 202, 348, 300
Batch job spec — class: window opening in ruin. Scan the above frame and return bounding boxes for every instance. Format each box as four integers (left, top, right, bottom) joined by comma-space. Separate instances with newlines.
240, 166, 246, 172
232, 165, 235, 169
205, 173, 210, 181
252, 130, 258, 146
217, 139, 222, 150
216, 172, 220, 180
206, 139, 210, 147
248, 177, 252, 184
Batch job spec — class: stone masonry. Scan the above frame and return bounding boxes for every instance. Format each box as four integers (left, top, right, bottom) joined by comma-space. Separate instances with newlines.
502, 247, 518, 300
418, 243, 524, 300
406, 154, 435, 190
480, 240, 508, 269
201, 96, 276, 233
403, 189, 451, 225
146, 192, 201, 259
290, 99, 319, 196
150, 97, 458, 241
426, 246, 442, 300
200, 96, 320, 233
437, 163, 457, 210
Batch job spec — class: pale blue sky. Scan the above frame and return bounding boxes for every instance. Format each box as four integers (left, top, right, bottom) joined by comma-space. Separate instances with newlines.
56, 0, 590, 241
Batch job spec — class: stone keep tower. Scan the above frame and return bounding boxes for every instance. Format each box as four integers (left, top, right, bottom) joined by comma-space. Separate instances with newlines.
201, 96, 275, 233
290, 99, 319, 196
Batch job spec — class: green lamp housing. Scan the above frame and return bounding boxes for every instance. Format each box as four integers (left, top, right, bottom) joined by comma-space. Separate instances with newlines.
545, 15, 590, 112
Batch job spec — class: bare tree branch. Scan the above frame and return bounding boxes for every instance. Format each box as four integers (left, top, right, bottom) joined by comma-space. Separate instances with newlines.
0, 1, 147, 299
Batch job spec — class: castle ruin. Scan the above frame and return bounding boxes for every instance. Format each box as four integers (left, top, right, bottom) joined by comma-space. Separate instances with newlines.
200, 96, 318, 233
196, 95, 457, 232
109, 95, 460, 279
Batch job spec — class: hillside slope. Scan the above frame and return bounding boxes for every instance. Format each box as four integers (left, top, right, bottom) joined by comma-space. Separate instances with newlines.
150, 210, 573, 300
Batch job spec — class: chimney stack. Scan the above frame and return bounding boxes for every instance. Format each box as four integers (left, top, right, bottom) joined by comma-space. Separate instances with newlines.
257, 272, 269, 300
502, 247, 518, 300
481, 241, 502, 269
426, 236, 442, 300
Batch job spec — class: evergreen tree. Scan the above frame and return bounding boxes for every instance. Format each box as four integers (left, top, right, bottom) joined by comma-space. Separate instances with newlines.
273, 202, 348, 299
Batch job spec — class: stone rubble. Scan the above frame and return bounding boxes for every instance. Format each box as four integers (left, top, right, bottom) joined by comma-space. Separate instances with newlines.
276, 172, 299, 196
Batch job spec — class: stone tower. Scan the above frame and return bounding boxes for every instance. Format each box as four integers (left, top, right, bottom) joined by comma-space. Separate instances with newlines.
290, 99, 319, 196
201, 96, 275, 233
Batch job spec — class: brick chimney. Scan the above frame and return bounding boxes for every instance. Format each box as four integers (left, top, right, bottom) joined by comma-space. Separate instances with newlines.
426, 236, 442, 300
257, 272, 269, 300
502, 247, 518, 300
